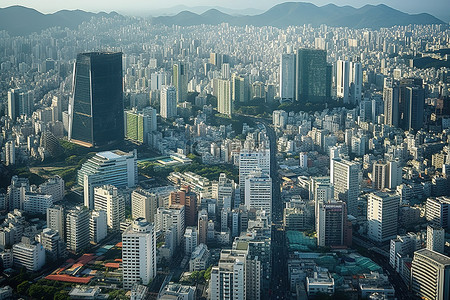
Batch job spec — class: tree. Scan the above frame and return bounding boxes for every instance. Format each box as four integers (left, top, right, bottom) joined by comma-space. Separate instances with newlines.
16, 281, 30, 295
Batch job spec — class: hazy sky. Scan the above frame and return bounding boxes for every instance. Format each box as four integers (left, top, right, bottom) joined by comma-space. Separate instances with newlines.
1, 0, 449, 20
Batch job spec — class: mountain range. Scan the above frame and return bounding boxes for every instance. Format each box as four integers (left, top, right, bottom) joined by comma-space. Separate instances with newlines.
153, 2, 445, 28
0, 2, 445, 36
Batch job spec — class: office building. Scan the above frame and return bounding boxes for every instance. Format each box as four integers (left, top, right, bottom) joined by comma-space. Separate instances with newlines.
336, 60, 350, 103
8, 88, 33, 121
69, 52, 124, 148
280, 53, 296, 102
411, 249, 450, 300
427, 225, 445, 254
6, 176, 29, 211
160, 85, 177, 119
217, 79, 232, 116
90, 210, 107, 243
173, 62, 188, 103
332, 158, 360, 216
399, 79, 425, 131
198, 210, 208, 245
78, 149, 137, 209
12, 237, 46, 271
349, 61, 362, 104
4, 141, 15, 166
122, 218, 156, 289
184, 227, 198, 255
383, 78, 399, 127
372, 160, 402, 191
389, 233, 421, 271
245, 171, 272, 217
47, 205, 65, 237
367, 192, 399, 243
66, 206, 90, 253
170, 186, 198, 227
232, 74, 249, 104
317, 201, 347, 247
124, 107, 157, 144
131, 189, 157, 223
296, 48, 331, 103
93, 185, 125, 231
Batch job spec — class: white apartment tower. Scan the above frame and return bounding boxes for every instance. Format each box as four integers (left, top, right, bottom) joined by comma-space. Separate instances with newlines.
245, 171, 272, 218
90, 210, 107, 243
93, 185, 125, 232
66, 206, 90, 253
210, 250, 246, 300
280, 53, 295, 102
427, 225, 445, 254
218, 79, 232, 116
122, 218, 156, 289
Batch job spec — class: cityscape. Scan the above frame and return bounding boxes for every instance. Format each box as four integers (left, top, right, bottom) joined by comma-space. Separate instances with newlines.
0, 1, 450, 299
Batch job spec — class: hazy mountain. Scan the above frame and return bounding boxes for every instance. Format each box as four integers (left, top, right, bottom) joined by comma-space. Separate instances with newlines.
0, 6, 119, 36
139, 5, 264, 17
0, 2, 444, 36
154, 2, 444, 28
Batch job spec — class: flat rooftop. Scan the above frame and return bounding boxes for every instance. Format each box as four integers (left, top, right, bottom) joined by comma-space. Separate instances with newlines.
415, 248, 450, 266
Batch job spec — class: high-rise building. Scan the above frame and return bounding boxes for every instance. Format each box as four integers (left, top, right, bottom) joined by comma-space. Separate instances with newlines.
160, 85, 177, 119
317, 201, 347, 247
296, 48, 331, 103
69, 52, 124, 148
173, 62, 188, 103
131, 189, 157, 223
124, 107, 157, 144
184, 227, 198, 255
66, 206, 90, 253
4, 141, 15, 166
155, 205, 185, 247
426, 197, 450, 229
239, 148, 270, 204
93, 185, 125, 232
198, 210, 208, 245
349, 61, 362, 104
244, 171, 272, 217
122, 218, 156, 289
280, 53, 296, 102
7, 89, 33, 121
427, 225, 445, 254
232, 74, 249, 104
47, 205, 65, 238
372, 161, 388, 190
399, 78, 424, 131
217, 79, 232, 116
169, 186, 198, 227
90, 210, 107, 243
212, 173, 235, 211
6, 175, 29, 210
332, 159, 360, 216
39, 176, 65, 202
23, 192, 53, 215
336, 60, 350, 103
389, 233, 421, 272
383, 78, 399, 127
367, 192, 399, 243
209, 249, 246, 300
78, 150, 137, 209
411, 248, 450, 300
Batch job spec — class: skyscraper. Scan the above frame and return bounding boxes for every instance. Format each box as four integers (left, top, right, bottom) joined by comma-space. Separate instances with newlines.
399, 78, 424, 131
160, 85, 177, 119
349, 61, 362, 104
232, 74, 249, 104
7, 89, 33, 121
122, 218, 156, 289
296, 48, 331, 103
217, 79, 232, 116
173, 62, 188, 103
66, 206, 90, 253
383, 78, 399, 127
239, 148, 271, 204
332, 158, 360, 216
411, 249, 450, 300
336, 60, 350, 103
280, 53, 296, 102
69, 52, 124, 148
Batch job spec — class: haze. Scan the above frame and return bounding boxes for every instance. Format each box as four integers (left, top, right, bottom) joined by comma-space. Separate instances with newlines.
1, 0, 449, 21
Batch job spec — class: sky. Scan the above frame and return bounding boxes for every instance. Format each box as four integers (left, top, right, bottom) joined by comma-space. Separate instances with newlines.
1, 0, 449, 21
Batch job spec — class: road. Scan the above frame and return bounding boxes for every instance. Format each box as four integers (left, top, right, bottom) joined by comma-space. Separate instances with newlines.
250, 116, 289, 299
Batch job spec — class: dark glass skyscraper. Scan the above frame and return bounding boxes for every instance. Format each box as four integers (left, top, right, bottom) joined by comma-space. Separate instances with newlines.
399, 78, 425, 131
296, 48, 331, 103
69, 52, 124, 147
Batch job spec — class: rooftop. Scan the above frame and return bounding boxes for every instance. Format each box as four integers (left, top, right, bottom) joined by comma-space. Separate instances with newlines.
415, 248, 450, 266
